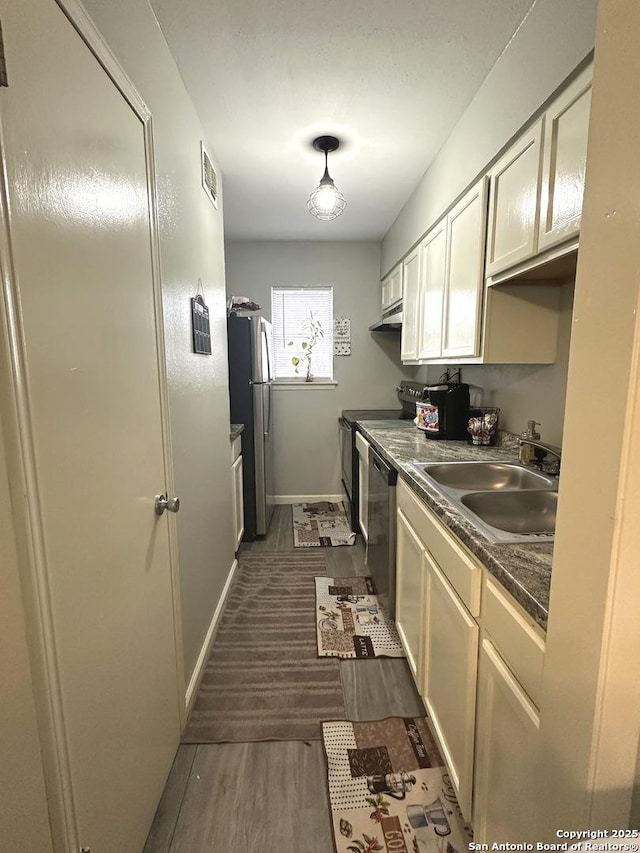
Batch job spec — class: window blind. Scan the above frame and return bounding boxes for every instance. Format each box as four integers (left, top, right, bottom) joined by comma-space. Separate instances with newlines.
271, 287, 333, 380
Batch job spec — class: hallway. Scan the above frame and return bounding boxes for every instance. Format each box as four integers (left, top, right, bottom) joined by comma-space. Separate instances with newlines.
143, 506, 425, 852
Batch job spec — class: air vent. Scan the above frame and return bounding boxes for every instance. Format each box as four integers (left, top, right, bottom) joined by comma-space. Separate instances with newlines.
201, 142, 218, 209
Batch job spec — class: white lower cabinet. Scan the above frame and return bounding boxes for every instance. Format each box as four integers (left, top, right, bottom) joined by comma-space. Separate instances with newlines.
422, 555, 479, 820
395, 477, 546, 835
397, 479, 480, 819
473, 638, 541, 843
231, 436, 244, 551
395, 507, 426, 681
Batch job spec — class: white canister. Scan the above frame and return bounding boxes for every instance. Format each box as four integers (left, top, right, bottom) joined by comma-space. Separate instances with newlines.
415, 401, 440, 434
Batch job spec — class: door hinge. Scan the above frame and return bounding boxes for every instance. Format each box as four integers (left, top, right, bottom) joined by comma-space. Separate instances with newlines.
0, 20, 8, 87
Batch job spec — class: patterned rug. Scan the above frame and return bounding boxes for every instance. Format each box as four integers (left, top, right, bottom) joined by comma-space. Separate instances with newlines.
292, 501, 356, 547
322, 717, 473, 853
315, 575, 405, 659
182, 551, 346, 742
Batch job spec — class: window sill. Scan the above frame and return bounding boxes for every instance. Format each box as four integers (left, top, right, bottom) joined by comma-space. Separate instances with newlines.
272, 380, 338, 390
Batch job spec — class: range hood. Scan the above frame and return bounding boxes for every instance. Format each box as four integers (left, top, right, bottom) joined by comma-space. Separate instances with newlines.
369, 303, 402, 332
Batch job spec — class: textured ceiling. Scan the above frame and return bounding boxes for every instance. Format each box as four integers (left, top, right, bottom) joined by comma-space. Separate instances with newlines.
149, 0, 536, 241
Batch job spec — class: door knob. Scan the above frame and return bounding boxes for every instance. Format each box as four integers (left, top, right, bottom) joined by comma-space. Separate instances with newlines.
155, 494, 181, 515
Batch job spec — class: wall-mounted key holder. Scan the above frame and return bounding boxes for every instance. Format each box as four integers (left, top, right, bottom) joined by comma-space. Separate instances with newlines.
191, 284, 212, 354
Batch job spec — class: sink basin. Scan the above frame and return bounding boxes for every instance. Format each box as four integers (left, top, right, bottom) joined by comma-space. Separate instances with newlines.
407, 459, 558, 544
413, 461, 555, 491
461, 490, 557, 536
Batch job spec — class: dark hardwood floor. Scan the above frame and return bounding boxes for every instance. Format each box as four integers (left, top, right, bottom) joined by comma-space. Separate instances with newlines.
143, 505, 424, 853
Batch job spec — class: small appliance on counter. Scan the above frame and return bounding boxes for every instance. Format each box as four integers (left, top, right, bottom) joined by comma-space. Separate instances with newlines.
414, 382, 470, 440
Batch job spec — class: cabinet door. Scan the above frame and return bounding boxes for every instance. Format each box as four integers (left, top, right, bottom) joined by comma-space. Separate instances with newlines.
395, 508, 426, 683
442, 177, 488, 359
486, 119, 543, 276
400, 247, 421, 362
422, 555, 478, 820
538, 64, 592, 252
357, 435, 370, 541
473, 638, 541, 843
390, 264, 403, 304
232, 454, 244, 550
381, 278, 391, 310
381, 263, 402, 310
417, 219, 447, 360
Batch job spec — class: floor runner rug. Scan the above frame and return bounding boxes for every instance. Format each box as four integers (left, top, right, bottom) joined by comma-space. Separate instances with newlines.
292, 501, 356, 547
322, 717, 473, 853
182, 551, 346, 743
315, 575, 405, 659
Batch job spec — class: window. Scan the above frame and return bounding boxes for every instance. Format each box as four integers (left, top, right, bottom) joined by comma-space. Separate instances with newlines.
271, 287, 333, 381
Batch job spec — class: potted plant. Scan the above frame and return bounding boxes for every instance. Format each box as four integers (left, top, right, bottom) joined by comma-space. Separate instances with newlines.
288, 312, 324, 382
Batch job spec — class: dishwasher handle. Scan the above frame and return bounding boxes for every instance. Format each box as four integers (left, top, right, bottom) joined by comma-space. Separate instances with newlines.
369, 447, 397, 485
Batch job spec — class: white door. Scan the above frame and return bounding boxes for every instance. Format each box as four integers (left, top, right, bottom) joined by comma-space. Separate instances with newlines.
473, 638, 541, 842
395, 509, 426, 683
417, 219, 447, 360
232, 454, 245, 550
421, 555, 478, 820
442, 177, 488, 359
0, 2, 181, 852
538, 64, 592, 252
486, 120, 543, 276
400, 247, 421, 362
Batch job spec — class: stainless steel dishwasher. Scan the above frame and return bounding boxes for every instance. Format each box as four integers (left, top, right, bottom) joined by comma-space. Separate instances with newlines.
367, 446, 398, 617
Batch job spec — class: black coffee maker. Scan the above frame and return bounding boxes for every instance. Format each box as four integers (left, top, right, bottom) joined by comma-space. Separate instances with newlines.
422, 382, 470, 440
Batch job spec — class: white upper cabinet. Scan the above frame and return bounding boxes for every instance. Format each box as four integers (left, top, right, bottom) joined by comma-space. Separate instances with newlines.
442, 177, 489, 359
417, 220, 446, 360
487, 63, 592, 280
381, 263, 403, 310
486, 119, 543, 277
538, 64, 592, 252
414, 177, 488, 362
400, 246, 421, 362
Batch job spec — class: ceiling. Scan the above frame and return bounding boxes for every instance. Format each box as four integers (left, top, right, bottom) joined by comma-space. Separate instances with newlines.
149, 0, 536, 242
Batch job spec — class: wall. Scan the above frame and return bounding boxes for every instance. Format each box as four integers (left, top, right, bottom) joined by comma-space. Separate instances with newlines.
225, 241, 407, 498
80, 0, 235, 685
381, 0, 598, 276
417, 280, 574, 447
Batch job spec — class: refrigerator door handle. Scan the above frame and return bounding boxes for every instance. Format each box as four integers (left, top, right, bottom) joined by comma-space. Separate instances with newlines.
264, 382, 272, 437
262, 324, 272, 384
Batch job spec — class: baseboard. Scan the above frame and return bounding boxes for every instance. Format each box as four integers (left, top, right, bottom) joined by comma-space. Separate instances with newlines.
184, 557, 238, 719
274, 494, 344, 504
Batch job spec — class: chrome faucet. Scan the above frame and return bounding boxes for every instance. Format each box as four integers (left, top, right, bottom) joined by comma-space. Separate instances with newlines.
518, 438, 562, 476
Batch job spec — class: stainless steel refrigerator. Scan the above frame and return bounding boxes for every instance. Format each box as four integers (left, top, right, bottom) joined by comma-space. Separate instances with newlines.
227, 315, 275, 539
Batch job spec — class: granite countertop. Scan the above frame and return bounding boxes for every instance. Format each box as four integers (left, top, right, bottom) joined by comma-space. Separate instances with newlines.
230, 423, 244, 442
356, 420, 553, 631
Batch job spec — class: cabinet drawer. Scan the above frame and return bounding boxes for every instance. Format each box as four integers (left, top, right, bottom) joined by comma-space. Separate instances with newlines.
355, 430, 369, 457
397, 479, 481, 616
481, 575, 545, 707
231, 435, 242, 463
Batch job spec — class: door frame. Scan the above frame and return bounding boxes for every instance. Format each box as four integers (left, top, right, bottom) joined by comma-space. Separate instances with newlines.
0, 1, 185, 849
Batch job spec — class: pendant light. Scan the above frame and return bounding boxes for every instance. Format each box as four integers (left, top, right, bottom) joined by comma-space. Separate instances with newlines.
307, 135, 347, 220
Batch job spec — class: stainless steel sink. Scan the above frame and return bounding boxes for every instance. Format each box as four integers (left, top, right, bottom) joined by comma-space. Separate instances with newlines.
461, 490, 557, 536
407, 459, 558, 544
414, 461, 555, 491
